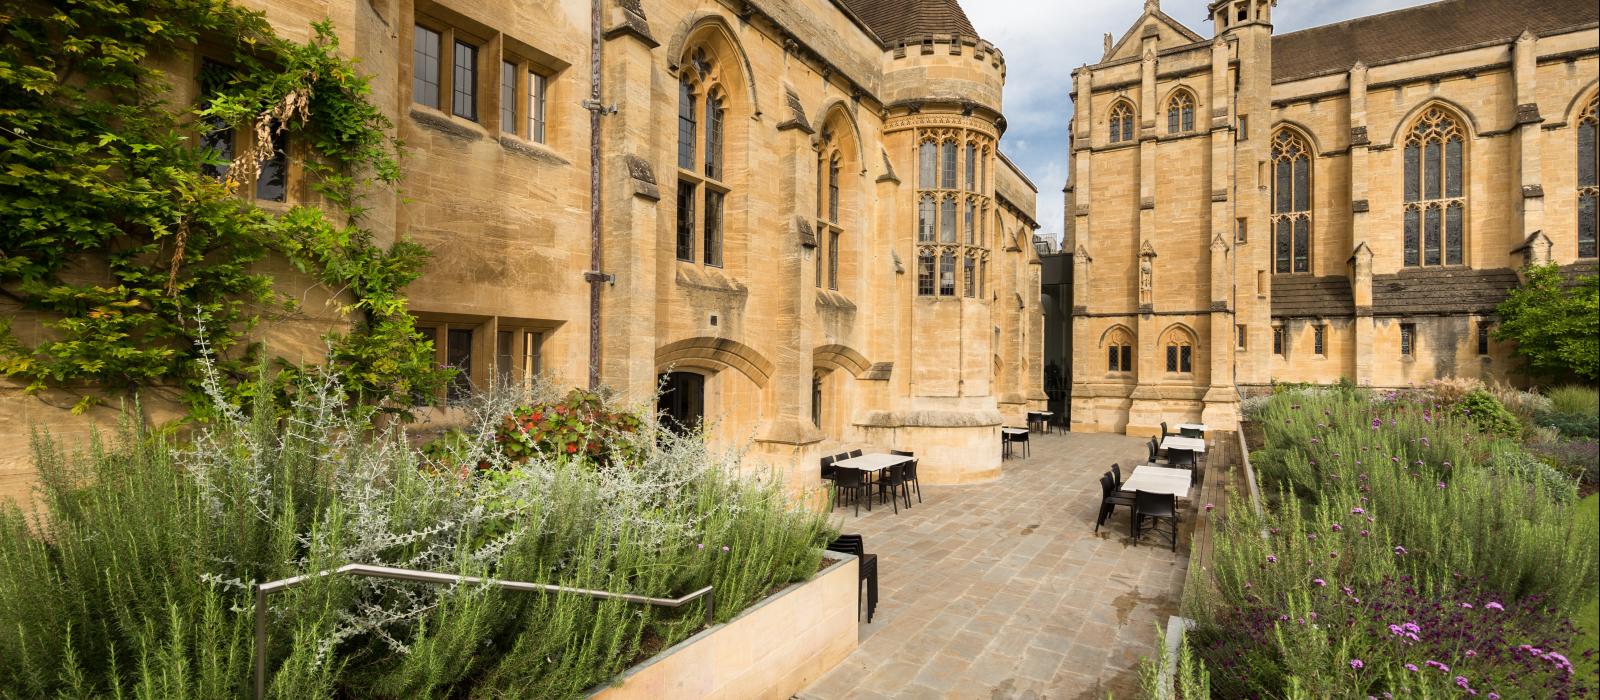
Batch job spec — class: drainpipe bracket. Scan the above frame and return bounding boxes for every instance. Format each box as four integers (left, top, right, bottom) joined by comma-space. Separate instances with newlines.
584, 271, 615, 285
582, 99, 618, 115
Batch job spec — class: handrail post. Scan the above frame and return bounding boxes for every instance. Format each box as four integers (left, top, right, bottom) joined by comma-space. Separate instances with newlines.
254, 586, 268, 700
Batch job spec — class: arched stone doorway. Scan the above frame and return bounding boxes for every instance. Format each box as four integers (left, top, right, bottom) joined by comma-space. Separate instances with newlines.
657, 371, 705, 434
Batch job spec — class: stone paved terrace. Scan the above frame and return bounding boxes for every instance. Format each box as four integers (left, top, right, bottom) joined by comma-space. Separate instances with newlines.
798, 432, 1190, 699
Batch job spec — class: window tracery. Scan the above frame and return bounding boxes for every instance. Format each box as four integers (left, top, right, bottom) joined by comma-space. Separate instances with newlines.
675, 48, 731, 267
1271, 129, 1312, 273
1579, 95, 1597, 259
1403, 107, 1466, 266
1166, 90, 1195, 133
914, 130, 992, 298
1109, 101, 1134, 144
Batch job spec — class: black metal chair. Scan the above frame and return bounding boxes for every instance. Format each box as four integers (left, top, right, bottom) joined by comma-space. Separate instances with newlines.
1160, 421, 1171, 438
1026, 411, 1045, 434
834, 467, 872, 515
826, 534, 878, 623
1179, 425, 1204, 439
847, 449, 863, 458
1097, 472, 1136, 534
876, 464, 910, 512
820, 455, 839, 505
1003, 428, 1031, 458
890, 450, 922, 503
1169, 448, 1197, 469
1133, 490, 1179, 551
1147, 437, 1168, 466
1110, 462, 1127, 492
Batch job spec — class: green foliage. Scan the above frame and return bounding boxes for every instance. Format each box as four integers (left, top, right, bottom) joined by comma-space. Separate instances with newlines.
0, 374, 836, 698
0, 0, 447, 415
1549, 384, 1600, 420
1494, 264, 1600, 382
1188, 389, 1600, 697
1453, 388, 1522, 439
495, 389, 647, 466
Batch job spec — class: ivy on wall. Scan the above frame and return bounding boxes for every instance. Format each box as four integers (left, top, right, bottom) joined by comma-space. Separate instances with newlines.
0, 0, 449, 415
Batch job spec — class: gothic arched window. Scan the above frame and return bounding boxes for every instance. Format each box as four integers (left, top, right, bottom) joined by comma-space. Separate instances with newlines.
1104, 327, 1134, 374
1403, 107, 1466, 266
1271, 129, 1312, 273
676, 49, 731, 267
1579, 95, 1597, 259
1161, 326, 1196, 375
1109, 101, 1134, 144
1167, 90, 1195, 133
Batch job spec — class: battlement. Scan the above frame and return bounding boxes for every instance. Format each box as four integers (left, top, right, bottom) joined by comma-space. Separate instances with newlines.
881, 33, 1007, 115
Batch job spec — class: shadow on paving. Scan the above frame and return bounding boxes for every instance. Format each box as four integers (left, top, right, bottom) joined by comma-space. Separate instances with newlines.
797, 432, 1188, 699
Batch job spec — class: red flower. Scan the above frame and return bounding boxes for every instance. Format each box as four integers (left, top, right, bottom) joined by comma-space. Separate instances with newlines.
566, 442, 578, 454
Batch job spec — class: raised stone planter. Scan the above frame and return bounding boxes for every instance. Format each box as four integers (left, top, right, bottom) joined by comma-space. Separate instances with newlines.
589, 552, 859, 700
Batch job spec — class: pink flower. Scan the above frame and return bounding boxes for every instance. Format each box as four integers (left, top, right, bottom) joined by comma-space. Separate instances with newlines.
1459, 602, 1474, 609
1394, 545, 1408, 555
1405, 664, 1419, 672
1351, 507, 1366, 515
1349, 659, 1364, 670
1307, 533, 1318, 541
1313, 578, 1327, 587
1360, 530, 1371, 537
1204, 502, 1214, 512
1485, 601, 1504, 611
721, 545, 730, 552
1464, 649, 1476, 657
1437, 481, 1447, 489
697, 543, 704, 550
1331, 523, 1343, 532
1266, 555, 1278, 564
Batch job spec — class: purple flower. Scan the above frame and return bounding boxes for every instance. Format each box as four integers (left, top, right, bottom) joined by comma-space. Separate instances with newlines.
1351, 507, 1366, 515
1394, 545, 1408, 555
1405, 664, 1419, 672
1464, 649, 1476, 657
1485, 601, 1504, 611
1455, 676, 1471, 689
1204, 502, 1214, 512
1349, 659, 1364, 670
1459, 602, 1474, 609
1437, 481, 1447, 489
1307, 533, 1318, 541
1331, 523, 1343, 532
1372, 418, 1383, 429
1488, 694, 1500, 700
1266, 555, 1278, 563
697, 543, 704, 550
1361, 529, 1371, 537
721, 545, 730, 552
1391, 456, 1401, 463
1313, 578, 1327, 587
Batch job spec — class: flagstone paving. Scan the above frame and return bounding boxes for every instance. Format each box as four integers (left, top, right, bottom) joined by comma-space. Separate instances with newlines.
798, 431, 1190, 699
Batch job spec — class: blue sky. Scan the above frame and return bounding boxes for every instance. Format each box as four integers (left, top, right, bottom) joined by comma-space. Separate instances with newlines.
964, 0, 1433, 242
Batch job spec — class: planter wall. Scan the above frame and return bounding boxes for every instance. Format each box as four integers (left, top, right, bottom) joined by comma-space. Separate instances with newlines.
590, 552, 859, 700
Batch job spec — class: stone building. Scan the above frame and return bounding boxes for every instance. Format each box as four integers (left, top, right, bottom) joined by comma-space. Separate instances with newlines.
0, 0, 1047, 503
1064, 0, 1598, 436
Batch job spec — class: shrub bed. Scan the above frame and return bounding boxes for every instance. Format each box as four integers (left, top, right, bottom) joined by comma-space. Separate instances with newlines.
0, 371, 835, 698
1179, 388, 1598, 698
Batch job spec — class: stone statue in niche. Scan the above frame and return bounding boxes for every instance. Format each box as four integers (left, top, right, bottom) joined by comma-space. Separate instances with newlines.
1139, 257, 1153, 306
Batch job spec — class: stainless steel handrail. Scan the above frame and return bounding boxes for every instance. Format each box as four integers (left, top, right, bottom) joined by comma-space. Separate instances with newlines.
253, 563, 713, 700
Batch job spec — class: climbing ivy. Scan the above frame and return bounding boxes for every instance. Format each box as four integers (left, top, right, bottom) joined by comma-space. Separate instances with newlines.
0, 0, 449, 415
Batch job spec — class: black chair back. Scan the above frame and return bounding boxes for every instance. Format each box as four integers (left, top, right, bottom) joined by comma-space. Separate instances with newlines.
821, 455, 838, 480
848, 449, 863, 458
1160, 421, 1170, 438
1136, 490, 1176, 518
1147, 438, 1159, 463
890, 449, 914, 457
1099, 473, 1116, 500
827, 534, 865, 556
1110, 463, 1123, 489
834, 467, 866, 487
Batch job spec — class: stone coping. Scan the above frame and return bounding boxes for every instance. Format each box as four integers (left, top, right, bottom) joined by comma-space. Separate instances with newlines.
589, 551, 859, 699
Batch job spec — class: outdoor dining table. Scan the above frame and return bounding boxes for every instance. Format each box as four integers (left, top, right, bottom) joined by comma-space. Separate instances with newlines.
1001, 427, 1030, 437
1160, 435, 1207, 453
1123, 465, 1193, 498
832, 452, 912, 473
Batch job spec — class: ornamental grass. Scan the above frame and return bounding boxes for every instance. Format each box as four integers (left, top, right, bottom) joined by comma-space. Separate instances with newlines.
1182, 388, 1599, 698
0, 365, 835, 698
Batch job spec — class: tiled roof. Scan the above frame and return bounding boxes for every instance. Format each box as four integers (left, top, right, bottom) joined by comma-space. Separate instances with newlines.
1559, 259, 1599, 290
840, 0, 977, 45
1272, 0, 1599, 82
1372, 268, 1520, 315
1271, 275, 1354, 317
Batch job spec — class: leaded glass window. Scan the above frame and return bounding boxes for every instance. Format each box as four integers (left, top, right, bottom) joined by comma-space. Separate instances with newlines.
965, 142, 977, 191
1270, 129, 1312, 273
1579, 95, 1597, 258
703, 189, 723, 267
939, 252, 956, 296
412, 26, 441, 109
918, 194, 936, 242
675, 180, 695, 261
677, 80, 696, 170
1109, 101, 1134, 144
828, 157, 840, 223
452, 40, 477, 121
1167, 90, 1195, 133
528, 72, 547, 143
941, 141, 957, 189
1403, 108, 1466, 266
919, 141, 937, 188
704, 93, 723, 180
963, 256, 975, 297
917, 252, 935, 296
940, 197, 957, 243
500, 61, 517, 133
